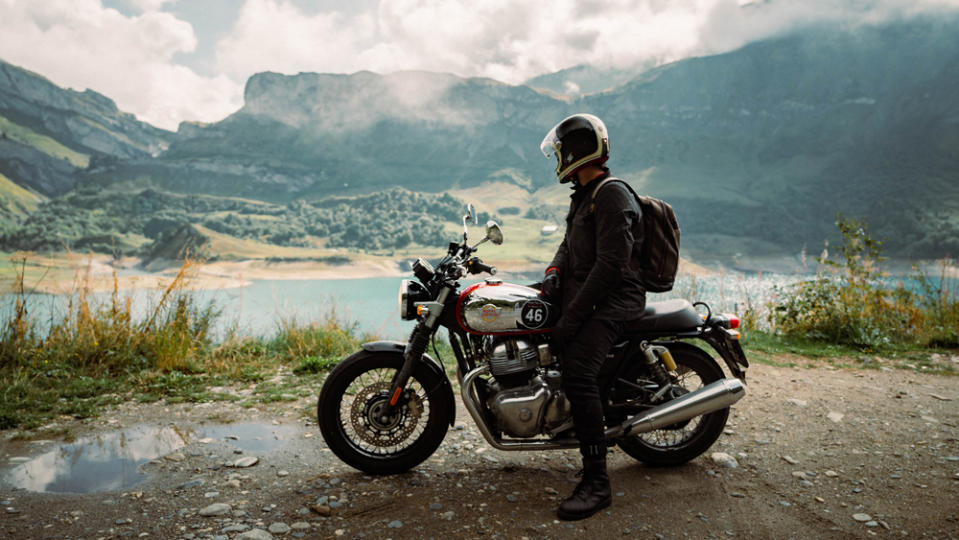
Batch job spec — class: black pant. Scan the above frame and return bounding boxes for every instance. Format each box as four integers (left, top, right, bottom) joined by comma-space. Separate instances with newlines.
562, 318, 625, 456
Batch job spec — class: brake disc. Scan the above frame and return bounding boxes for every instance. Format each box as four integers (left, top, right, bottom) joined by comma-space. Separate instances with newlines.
349, 381, 423, 447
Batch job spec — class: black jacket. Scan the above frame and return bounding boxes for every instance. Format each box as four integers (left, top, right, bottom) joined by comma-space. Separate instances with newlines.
549, 172, 646, 323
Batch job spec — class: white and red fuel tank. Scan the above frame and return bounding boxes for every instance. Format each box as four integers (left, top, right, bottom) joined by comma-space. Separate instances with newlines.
456, 279, 557, 335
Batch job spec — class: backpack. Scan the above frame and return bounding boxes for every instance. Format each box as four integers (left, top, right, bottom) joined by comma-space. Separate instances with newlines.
590, 177, 680, 293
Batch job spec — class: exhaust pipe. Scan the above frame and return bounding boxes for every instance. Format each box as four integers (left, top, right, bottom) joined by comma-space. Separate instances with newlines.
615, 378, 745, 438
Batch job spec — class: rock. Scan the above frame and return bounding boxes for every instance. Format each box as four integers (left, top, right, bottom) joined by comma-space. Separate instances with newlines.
310, 505, 331, 516
786, 398, 808, 407
800, 480, 814, 488
729, 492, 746, 498
710, 452, 739, 469
429, 502, 443, 510
222, 524, 250, 533
268, 522, 291, 534
827, 412, 844, 423
231, 456, 259, 468
177, 478, 206, 490
387, 520, 403, 528
226, 479, 242, 488
782, 455, 799, 465
204, 491, 220, 498
439, 511, 455, 520
290, 522, 310, 530
199, 503, 231, 517
164, 452, 186, 462
277, 470, 289, 477
929, 394, 952, 401
824, 470, 839, 477
815, 497, 825, 503
236, 530, 274, 540
779, 501, 792, 507
853, 513, 872, 522
791, 471, 808, 480
865, 521, 879, 527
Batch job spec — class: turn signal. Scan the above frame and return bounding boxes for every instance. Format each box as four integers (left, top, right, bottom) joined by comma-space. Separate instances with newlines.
416, 305, 430, 317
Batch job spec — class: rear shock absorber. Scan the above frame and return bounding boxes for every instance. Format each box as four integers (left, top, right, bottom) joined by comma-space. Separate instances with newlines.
641, 341, 677, 386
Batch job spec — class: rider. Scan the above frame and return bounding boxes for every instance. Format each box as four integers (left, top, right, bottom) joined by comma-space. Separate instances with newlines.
539, 113, 646, 520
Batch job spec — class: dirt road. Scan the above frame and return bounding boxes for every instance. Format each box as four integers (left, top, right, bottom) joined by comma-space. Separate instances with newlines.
1, 362, 957, 539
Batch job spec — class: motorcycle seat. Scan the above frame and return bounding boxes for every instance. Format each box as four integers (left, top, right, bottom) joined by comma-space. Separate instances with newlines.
626, 299, 702, 333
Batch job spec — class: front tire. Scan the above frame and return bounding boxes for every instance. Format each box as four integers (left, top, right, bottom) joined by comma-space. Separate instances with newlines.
317, 352, 452, 474
614, 344, 729, 466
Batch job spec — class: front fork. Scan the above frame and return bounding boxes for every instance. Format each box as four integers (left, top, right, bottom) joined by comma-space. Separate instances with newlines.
384, 286, 452, 415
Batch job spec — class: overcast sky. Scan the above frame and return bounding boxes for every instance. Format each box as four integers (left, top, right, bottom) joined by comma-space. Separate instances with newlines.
1, 0, 956, 130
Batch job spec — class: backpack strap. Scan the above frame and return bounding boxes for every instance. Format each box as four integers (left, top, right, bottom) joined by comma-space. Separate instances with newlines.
589, 176, 636, 212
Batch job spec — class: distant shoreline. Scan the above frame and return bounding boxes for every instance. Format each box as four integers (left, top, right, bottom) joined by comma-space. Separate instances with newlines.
2, 252, 954, 295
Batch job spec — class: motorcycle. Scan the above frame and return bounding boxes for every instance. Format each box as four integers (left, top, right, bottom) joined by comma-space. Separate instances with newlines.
317, 205, 748, 474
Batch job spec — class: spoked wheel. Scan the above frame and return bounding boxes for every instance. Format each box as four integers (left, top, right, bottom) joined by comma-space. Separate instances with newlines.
615, 345, 729, 466
317, 353, 452, 474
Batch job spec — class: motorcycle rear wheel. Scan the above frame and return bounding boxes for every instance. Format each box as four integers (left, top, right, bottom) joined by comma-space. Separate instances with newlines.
317, 353, 451, 474
614, 344, 729, 466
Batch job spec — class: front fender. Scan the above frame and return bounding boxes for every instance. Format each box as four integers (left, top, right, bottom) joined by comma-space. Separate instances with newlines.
353, 340, 455, 426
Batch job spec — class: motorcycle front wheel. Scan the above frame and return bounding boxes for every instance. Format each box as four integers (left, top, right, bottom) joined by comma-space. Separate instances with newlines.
317, 353, 451, 474
614, 344, 729, 466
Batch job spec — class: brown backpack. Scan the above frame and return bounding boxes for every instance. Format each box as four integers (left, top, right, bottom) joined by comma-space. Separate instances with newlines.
591, 177, 680, 293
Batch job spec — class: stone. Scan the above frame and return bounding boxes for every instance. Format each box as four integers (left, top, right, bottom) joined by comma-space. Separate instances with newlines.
236, 530, 275, 540
310, 505, 331, 516
204, 491, 220, 498
782, 455, 799, 465
786, 398, 808, 407
231, 456, 259, 468
387, 520, 403, 528
290, 523, 310, 531
277, 470, 289, 477
164, 452, 186, 462
710, 452, 739, 469
429, 502, 443, 510
865, 521, 879, 527
268, 522, 291, 534
177, 479, 205, 490
791, 471, 808, 480
824, 470, 839, 477
827, 412, 844, 423
853, 513, 872, 522
199, 503, 231, 517
222, 524, 251, 533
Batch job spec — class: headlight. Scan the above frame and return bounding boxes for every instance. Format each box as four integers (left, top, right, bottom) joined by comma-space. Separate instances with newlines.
398, 279, 431, 320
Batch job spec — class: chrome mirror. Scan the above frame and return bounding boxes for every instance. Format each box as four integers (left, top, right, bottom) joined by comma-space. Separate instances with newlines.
486, 221, 503, 245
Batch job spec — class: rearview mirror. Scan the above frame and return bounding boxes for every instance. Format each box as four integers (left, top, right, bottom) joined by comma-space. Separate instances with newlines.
486, 221, 503, 245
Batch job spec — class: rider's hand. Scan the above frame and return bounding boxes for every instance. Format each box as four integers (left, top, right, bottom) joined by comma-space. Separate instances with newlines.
551, 314, 581, 350
542, 268, 561, 299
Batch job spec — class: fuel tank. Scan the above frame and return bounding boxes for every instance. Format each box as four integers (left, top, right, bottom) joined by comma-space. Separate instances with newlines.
456, 279, 557, 334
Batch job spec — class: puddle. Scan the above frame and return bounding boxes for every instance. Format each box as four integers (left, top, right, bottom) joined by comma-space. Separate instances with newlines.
4, 422, 299, 493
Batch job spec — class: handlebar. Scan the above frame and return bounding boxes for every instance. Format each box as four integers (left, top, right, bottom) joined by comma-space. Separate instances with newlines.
466, 257, 497, 276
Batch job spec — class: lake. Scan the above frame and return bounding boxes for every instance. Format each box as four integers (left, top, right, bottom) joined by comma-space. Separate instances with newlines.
2, 271, 806, 341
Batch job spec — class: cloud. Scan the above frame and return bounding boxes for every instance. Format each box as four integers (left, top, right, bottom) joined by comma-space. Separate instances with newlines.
0, 0, 241, 129
216, 0, 959, 87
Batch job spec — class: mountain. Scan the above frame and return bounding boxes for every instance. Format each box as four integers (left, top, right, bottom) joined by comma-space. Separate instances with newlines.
3, 15, 959, 260
0, 59, 173, 201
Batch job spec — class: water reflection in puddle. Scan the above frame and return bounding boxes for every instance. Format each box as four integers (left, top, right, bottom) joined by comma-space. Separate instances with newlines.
4, 422, 299, 493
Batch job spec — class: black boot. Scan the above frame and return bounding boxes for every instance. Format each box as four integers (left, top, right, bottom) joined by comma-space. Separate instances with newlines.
557, 445, 611, 520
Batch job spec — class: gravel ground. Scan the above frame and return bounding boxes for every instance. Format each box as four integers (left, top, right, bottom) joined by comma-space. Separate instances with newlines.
1, 361, 957, 539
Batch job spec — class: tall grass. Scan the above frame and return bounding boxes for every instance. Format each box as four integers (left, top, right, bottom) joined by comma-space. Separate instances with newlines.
0, 254, 365, 430
772, 216, 958, 349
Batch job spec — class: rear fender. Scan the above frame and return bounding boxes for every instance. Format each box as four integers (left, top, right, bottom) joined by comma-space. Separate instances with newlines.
356, 341, 455, 426
689, 330, 749, 382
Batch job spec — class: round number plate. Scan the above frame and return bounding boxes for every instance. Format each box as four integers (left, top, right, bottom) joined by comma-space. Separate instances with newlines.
520, 299, 549, 329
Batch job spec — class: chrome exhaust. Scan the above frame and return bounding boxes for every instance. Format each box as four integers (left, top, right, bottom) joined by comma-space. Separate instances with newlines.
460, 366, 745, 450
613, 378, 746, 438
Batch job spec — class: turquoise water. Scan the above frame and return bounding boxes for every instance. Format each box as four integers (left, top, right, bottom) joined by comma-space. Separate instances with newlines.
5, 271, 952, 340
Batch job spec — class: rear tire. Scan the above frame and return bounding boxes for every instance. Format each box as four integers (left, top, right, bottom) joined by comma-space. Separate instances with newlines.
317, 353, 452, 474
614, 344, 729, 466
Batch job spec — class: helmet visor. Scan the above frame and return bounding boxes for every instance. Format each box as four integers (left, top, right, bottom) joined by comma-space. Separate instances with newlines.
540, 129, 560, 160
